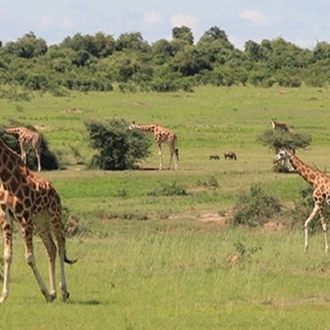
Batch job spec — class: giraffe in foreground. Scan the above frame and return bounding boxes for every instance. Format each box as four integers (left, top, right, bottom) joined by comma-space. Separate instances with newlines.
273, 147, 329, 253
4, 127, 42, 172
0, 137, 76, 303
129, 121, 179, 170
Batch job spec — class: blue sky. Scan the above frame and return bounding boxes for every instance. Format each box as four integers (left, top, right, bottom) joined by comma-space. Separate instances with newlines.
1, 0, 330, 49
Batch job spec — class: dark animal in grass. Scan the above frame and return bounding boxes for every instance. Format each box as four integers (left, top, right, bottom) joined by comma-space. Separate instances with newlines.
224, 151, 237, 160
209, 154, 220, 160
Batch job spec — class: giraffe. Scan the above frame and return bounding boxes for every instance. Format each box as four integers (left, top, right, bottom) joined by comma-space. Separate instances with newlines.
273, 147, 329, 254
0, 137, 76, 303
270, 118, 290, 132
129, 121, 179, 170
4, 127, 42, 172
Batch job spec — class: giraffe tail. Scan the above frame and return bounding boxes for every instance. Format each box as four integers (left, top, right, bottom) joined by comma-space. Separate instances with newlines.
64, 254, 78, 265
175, 148, 179, 161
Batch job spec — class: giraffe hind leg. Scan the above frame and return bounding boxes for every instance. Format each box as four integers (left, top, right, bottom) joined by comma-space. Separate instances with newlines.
319, 206, 329, 254
0, 213, 13, 303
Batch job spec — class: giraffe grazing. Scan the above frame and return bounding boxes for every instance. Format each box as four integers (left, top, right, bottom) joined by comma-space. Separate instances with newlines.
0, 137, 76, 303
224, 151, 237, 160
273, 147, 329, 254
270, 118, 290, 132
129, 121, 179, 170
4, 127, 42, 172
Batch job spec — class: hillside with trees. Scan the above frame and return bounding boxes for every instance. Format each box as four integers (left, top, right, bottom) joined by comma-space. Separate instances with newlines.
1, 26, 329, 95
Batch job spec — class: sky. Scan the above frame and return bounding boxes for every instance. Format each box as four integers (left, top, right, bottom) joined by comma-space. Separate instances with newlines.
1, 0, 330, 50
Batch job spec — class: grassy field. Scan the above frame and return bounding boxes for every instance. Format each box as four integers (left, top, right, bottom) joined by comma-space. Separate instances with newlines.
1, 85, 330, 329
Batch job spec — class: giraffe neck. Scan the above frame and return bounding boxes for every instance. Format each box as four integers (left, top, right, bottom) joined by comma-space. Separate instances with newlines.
136, 124, 158, 133
4, 127, 23, 137
0, 139, 30, 189
289, 153, 324, 186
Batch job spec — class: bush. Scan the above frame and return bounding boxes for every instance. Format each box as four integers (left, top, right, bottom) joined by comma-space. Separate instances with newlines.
232, 183, 282, 227
86, 118, 152, 170
147, 181, 188, 196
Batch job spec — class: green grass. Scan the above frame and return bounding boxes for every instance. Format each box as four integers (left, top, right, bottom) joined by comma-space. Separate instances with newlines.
1, 85, 330, 328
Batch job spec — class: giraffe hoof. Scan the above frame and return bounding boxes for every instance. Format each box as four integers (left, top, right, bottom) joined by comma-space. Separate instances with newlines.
62, 291, 70, 301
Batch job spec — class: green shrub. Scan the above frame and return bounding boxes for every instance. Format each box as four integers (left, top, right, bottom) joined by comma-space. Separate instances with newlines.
147, 181, 188, 196
86, 118, 152, 170
232, 183, 282, 227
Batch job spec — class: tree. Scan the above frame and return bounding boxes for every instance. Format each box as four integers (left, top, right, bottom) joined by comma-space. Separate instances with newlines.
172, 26, 194, 46
257, 129, 312, 172
85, 118, 152, 170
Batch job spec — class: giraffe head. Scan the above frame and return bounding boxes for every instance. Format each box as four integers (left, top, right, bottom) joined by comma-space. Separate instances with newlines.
129, 121, 137, 130
270, 118, 277, 129
273, 147, 291, 164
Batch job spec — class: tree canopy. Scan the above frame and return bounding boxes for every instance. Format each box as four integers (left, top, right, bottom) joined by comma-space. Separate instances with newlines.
1, 26, 330, 94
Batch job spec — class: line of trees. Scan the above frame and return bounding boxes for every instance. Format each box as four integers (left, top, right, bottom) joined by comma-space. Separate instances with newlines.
1, 26, 330, 94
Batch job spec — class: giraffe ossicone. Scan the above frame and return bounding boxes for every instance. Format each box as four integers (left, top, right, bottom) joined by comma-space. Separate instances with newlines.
129, 121, 179, 170
273, 147, 329, 254
0, 137, 76, 303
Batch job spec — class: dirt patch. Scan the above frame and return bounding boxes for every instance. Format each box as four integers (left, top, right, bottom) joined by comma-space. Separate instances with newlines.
62, 107, 83, 114
263, 221, 285, 231
199, 212, 229, 226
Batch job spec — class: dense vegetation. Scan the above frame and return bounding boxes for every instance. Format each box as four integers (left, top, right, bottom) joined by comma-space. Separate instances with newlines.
1, 26, 330, 95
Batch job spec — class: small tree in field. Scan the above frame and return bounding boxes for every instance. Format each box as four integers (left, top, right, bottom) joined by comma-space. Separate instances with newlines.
257, 129, 312, 172
85, 118, 152, 170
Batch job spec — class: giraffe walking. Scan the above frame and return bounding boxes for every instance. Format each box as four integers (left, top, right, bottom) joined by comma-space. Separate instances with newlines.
129, 121, 179, 170
0, 137, 76, 303
4, 127, 42, 171
273, 147, 329, 253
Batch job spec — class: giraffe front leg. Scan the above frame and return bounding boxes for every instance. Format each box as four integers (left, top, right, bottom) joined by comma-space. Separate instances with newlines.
304, 204, 319, 252
0, 214, 13, 303
158, 144, 163, 170
22, 224, 54, 302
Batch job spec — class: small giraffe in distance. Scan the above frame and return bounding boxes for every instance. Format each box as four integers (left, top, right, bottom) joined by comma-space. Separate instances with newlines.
129, 121, 179, 170
4, 126, 42, 172
0, 137, 76, 303
273, 147, 330, 254
270, 118, 290, 132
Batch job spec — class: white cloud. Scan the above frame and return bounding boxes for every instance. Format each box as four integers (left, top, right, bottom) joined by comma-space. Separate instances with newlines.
239, 9, 269, 25
61, 17, 74, 29
170, 14, 198, 29
144, 12, 163, 23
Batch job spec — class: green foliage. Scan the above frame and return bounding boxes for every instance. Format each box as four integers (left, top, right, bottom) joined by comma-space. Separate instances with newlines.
85, 118, 152, 170
147, 181, 188, 196
233, 183, 282, 226
257, 129, 312, 153
3, 26, 330, 93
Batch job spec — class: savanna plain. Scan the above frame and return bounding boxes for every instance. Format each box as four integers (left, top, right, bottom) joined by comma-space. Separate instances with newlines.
2, 86, 330, 329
